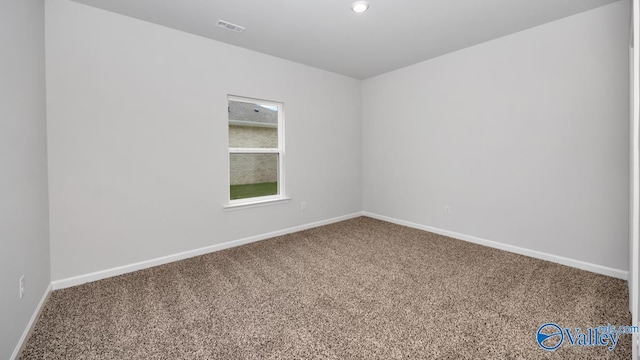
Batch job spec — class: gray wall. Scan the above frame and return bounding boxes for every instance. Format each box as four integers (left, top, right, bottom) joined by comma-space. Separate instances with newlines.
362, 1, 630, 272
46, 0, 362, 281
0, 0, 51, 358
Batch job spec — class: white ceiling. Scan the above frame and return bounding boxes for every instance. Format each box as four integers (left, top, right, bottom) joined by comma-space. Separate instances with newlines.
70, 0, 620, 79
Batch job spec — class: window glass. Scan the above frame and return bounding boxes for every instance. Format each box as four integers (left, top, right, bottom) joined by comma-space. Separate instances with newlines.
227, 96, 284, 204
229, 153, 279, 200
228, 100, 278, 149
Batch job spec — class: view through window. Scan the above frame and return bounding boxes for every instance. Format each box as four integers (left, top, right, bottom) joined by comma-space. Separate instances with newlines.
228, 96, 284, 203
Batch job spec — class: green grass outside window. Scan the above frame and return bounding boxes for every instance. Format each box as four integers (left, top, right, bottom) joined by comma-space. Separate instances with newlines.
230, 182, 278, 200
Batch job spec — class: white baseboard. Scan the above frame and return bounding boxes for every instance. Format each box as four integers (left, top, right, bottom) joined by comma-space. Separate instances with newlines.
51, 210, 627, 290
51, 212, 363, 290
363, 212, 628, 280
11, 283, 52, 360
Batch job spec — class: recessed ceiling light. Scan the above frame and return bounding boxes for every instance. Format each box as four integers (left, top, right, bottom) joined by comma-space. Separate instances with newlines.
351, 1, 369, 13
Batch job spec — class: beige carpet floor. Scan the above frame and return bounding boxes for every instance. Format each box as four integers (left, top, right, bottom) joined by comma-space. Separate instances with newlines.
21, 217, 631, 359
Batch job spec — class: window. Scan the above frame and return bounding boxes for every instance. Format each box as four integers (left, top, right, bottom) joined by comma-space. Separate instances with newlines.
226, 96, 287, 208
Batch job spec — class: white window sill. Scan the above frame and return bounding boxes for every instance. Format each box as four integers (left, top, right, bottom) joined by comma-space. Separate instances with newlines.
223, 197, 291, 211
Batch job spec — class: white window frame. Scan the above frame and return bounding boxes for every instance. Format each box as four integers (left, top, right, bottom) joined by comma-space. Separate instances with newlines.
224, 95, 288, 210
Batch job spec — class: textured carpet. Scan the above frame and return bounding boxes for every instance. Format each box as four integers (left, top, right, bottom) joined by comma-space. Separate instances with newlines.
22, 217, 631, 359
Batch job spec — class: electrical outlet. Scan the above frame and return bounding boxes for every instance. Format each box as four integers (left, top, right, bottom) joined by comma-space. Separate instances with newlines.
444, 206, 451, 215
301, 202, 307, 211
19, 275, 25, 299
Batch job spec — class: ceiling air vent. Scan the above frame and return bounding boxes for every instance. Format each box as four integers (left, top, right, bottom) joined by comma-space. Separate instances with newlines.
216, 20, 246, 33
